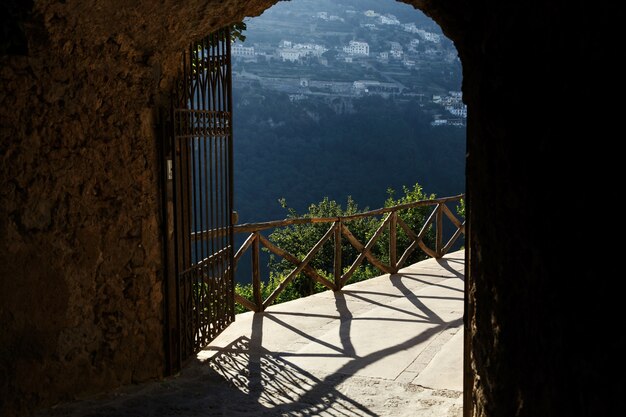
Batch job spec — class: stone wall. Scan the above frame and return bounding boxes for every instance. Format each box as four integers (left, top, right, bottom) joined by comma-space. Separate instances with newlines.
1, 0, 623, 416
461, 3, 622, 416
0, 1, 272, 415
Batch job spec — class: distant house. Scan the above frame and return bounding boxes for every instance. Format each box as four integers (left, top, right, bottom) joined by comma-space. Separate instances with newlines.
390, 42, 403, 51
378, 14, 400, 25
278, 41, 328, 62
389, 41, 404, 59
402, 23, 420, 34
353, 80, 402, 96
389, 50, 404, 59
431, 118, 465, 127
446, 105, 467, 118
416, 29, 442, 43
232, 44, 255, 58
343, 41, 370, 56
292, 43, 328, 57
279, 49, 302, 62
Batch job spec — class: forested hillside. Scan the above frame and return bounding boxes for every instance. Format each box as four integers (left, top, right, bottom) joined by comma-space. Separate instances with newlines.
233, 88, 465, 223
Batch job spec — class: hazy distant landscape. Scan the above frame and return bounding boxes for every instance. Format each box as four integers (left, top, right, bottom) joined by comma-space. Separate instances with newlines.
232, 0, 465, 223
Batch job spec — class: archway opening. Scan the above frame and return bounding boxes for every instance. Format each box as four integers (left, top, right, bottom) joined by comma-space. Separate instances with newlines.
202, 0, 468, 415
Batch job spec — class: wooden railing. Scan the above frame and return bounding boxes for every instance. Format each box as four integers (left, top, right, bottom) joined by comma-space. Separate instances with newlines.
195, 195, 465, 312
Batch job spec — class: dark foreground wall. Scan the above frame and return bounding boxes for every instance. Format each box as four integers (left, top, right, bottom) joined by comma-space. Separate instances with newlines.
1, 1, 623, 416
0, 1, 273, 415
460, 3, 623, 416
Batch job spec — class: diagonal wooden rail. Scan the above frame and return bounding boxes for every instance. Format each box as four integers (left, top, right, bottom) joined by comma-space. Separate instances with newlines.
194, 195, 465, 312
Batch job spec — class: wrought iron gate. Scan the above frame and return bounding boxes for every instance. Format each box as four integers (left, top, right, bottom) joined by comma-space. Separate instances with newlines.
161, 27, 235, 372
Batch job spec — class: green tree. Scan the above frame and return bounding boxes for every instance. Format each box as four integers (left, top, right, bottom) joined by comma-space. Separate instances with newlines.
268, 196, 378, 297
230, 21, 247, 43
456, 198, 465, 218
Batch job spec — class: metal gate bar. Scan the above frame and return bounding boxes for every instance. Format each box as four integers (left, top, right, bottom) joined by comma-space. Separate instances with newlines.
163, 27, 235, 371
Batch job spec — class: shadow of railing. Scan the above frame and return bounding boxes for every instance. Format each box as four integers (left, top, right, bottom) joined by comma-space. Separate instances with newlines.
203, 314, 463, 417
201, 270, 463, 416
206, 313, 376, 416
436, 257, 465, 281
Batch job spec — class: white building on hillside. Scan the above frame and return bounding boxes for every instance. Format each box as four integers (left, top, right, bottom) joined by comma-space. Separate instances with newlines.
279, 49, 302, 62
292, 43, 328, 57
402, 23, 420, 33
389, 41, 404, 59
416, 29, 442, 43
378, 14, 400, 25
352, 80, 403, 96
232, 44, 255, 58
446, 105, 467, 118
278, 42, 328, 62
343, 41, 370, 56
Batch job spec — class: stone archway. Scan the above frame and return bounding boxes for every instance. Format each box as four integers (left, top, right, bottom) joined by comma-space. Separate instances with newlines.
2, 1, 623, 417
0, 1, 469, 416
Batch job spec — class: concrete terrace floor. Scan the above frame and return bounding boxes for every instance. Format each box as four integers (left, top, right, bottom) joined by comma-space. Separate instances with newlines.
38, 250, 465, 417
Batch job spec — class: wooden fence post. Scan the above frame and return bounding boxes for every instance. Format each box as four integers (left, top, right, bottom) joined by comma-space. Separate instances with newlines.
436, 203, 443, 258
334, 221, 342, 290
390, 211, 397, 273
251, 232, 262, 311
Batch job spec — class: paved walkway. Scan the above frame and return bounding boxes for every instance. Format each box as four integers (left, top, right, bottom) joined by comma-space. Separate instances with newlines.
38, 251, 465, 417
